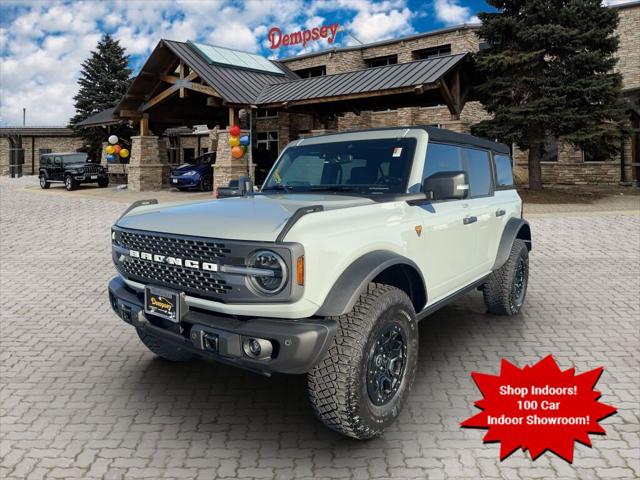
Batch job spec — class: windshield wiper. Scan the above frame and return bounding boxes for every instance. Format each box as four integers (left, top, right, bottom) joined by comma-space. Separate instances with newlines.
262, 184, 292, 192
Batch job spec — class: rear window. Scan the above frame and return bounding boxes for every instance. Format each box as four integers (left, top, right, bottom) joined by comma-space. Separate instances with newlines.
494, 155, 515, 188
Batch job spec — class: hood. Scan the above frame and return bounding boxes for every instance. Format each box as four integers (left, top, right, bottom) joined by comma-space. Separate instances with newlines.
172, 163, 208, 173
116, 194, 373, 241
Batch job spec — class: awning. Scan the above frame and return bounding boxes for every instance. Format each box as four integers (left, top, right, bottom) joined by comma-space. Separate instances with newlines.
75, 107, 120, 128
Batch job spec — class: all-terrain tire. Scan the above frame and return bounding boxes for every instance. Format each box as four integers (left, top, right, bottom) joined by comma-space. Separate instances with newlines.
307, 283, 418, 439
98, 178, 109, 188
136, 328, 199, 362
483, 239, 529, 315
39, 175, 50, 189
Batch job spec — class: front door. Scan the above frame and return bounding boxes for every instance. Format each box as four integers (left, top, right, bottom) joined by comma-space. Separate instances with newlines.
52, 156, 63, 181
416, 143, 481, 302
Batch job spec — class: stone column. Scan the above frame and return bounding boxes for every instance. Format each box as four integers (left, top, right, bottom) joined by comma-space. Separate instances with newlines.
100, 142, 108, 167
213, 129, 254, 194
127, 136, 169, 191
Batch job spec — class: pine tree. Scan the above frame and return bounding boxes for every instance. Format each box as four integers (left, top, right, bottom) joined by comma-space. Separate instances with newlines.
70, 34, 132, 158
471, 0, 628, 190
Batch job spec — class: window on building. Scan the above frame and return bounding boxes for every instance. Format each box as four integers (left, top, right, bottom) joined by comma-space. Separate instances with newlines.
256, 108, 278, 118
293, 65, 326, 78
183, 148, 195, 163
371, 106, 397, 112
479, 42, 490, 51
257, 132, 278, 151
462, 147, 492, 197
365, 55, 398, 68
494, 155, 515, 188
582, 147, 610, 162
541, 136, 559, 162
413, 44, 452, 60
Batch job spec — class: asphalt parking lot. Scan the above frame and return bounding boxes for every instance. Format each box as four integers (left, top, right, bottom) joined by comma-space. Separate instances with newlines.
1, 176, 639, 480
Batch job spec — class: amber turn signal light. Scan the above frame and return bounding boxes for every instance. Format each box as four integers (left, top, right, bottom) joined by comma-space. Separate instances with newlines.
297, 256, 305, 286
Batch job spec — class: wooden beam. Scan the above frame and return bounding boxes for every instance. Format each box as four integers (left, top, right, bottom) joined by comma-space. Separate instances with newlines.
439, 79, 459, 116
207, 97, 223, 107
184, 82, 221, 97
118, 109, 143, 119
140, 115, 149, 136
228, 107, 237, 126
142, 84, 178, 111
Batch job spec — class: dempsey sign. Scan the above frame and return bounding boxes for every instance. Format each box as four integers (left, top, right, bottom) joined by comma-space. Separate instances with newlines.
268, 23, 340, 49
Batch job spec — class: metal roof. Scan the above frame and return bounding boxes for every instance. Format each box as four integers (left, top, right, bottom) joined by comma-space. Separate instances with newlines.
162, 40, 298, 105
0, 127, 77, 137
75, 107, 120, 128
257, 53, 468, 105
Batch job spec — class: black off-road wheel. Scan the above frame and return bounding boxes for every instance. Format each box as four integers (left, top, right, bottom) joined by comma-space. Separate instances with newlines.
136, 328, 199, 362
307, 283, 418, 439
98, 178, 109, 188
64, 174, 76, 191
483, 239, 529, 315
39, 175, 50, 189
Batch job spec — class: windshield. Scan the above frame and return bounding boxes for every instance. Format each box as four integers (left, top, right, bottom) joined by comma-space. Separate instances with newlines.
262, 137, 416, 195
62, 153, 88, 165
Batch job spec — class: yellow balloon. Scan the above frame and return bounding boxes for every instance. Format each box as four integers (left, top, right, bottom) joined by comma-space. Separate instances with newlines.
106, 145, 115, 154
119, 148, 129, 158
228, 136, 240, 147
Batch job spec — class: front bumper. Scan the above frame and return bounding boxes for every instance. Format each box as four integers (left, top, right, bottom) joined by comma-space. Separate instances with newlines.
74, 173, 108, 182
108, 276, 336, 375
169, 175, 199, 187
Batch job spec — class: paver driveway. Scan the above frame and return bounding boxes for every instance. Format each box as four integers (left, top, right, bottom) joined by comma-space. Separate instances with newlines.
1, 177, 639, 479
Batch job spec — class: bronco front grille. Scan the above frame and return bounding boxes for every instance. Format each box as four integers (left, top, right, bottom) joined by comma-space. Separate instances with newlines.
113, 230, 234, 297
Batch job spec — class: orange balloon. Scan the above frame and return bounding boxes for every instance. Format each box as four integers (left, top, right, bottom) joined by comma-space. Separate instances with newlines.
231, 146, 244, 158
113, 145, 122, 154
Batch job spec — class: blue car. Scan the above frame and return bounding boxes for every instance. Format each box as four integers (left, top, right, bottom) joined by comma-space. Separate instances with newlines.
169, 152, 216, 191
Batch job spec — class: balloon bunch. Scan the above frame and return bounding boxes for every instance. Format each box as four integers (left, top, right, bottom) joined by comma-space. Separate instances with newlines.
105, 135, 129, 162
228, 125, 249, 159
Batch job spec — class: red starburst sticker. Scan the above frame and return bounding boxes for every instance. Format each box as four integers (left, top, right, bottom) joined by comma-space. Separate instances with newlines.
461, 355, 616, 462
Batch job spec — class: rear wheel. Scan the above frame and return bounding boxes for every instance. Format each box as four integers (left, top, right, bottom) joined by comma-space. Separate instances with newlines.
136, 328, 199, 362
307, 283, 418, 439
64, 175, 76, 191
39, 175, 50, 189
483, 239, 529, 315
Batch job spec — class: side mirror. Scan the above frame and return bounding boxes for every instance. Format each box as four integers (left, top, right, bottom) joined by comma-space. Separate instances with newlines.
422, 171, 469, 201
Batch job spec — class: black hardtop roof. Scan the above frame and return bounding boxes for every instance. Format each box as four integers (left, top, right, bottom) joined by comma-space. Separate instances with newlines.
41, 152, 89, 157
311, 126, 511, 155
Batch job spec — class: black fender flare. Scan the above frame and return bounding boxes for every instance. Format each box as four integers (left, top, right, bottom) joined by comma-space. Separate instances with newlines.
492, 218, 532, 271
39, 169, 48, 179
315, 250, 427, 317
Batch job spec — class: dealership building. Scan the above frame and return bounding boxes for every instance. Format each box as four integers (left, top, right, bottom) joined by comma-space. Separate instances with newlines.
1, 1, 638, 190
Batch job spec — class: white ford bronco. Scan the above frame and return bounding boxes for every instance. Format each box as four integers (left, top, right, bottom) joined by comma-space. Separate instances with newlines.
108, 126, 531, 439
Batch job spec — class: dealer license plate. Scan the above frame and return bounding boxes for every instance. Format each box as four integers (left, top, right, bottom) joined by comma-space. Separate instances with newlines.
91, 175, 98, 179
172, 178, 178, 184
144, 285, 181, 322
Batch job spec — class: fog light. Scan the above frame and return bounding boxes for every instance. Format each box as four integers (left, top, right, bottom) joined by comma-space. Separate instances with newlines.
242, 337, 273, 360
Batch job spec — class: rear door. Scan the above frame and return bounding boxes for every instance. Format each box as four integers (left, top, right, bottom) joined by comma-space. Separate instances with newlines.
415, 143, 479, 301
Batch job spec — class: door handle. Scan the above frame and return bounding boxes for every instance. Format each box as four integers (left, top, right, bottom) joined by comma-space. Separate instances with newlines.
496, 209, 506, 217
463, 216, 477, 225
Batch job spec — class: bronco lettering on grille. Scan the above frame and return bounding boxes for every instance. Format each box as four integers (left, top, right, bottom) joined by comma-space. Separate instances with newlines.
128, 249, 219, 272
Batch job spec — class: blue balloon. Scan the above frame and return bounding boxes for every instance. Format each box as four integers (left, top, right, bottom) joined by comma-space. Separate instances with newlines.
106, 154, 117, 162
239, 135, 250, 146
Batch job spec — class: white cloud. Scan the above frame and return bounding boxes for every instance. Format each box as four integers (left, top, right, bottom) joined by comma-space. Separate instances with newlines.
0, 0, 424, 126
433, 0, 478, 25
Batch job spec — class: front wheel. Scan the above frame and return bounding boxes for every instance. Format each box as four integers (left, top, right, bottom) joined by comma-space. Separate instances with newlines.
39, 176, 50, 189
307, 283, 418, 439
98, 177, 109, 188
483, 239, 529, 315
64, 175, 76, 191
199, 175, 212, 192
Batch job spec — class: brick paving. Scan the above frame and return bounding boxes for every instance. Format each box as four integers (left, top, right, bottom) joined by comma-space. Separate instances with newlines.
1, 176, 639, 479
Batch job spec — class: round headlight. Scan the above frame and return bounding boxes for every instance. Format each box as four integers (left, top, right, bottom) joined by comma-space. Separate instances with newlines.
247, 250, 287, 295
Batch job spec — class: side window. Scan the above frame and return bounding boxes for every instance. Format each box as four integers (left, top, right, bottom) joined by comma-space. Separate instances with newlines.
54, 156, 62, 166
494, 154, 515, 188
462, 148, 492, 197
423, 143, 463, 180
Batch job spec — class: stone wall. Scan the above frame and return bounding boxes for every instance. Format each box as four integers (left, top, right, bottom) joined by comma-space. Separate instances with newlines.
282, 27, 480, 75
616, 4, 640, 91
213, 129, 253, 193
127, 136, 169, 191
0, 135, 84, 176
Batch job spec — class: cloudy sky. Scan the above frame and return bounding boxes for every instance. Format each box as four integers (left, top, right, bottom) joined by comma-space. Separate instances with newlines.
0, 0, 634, 126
